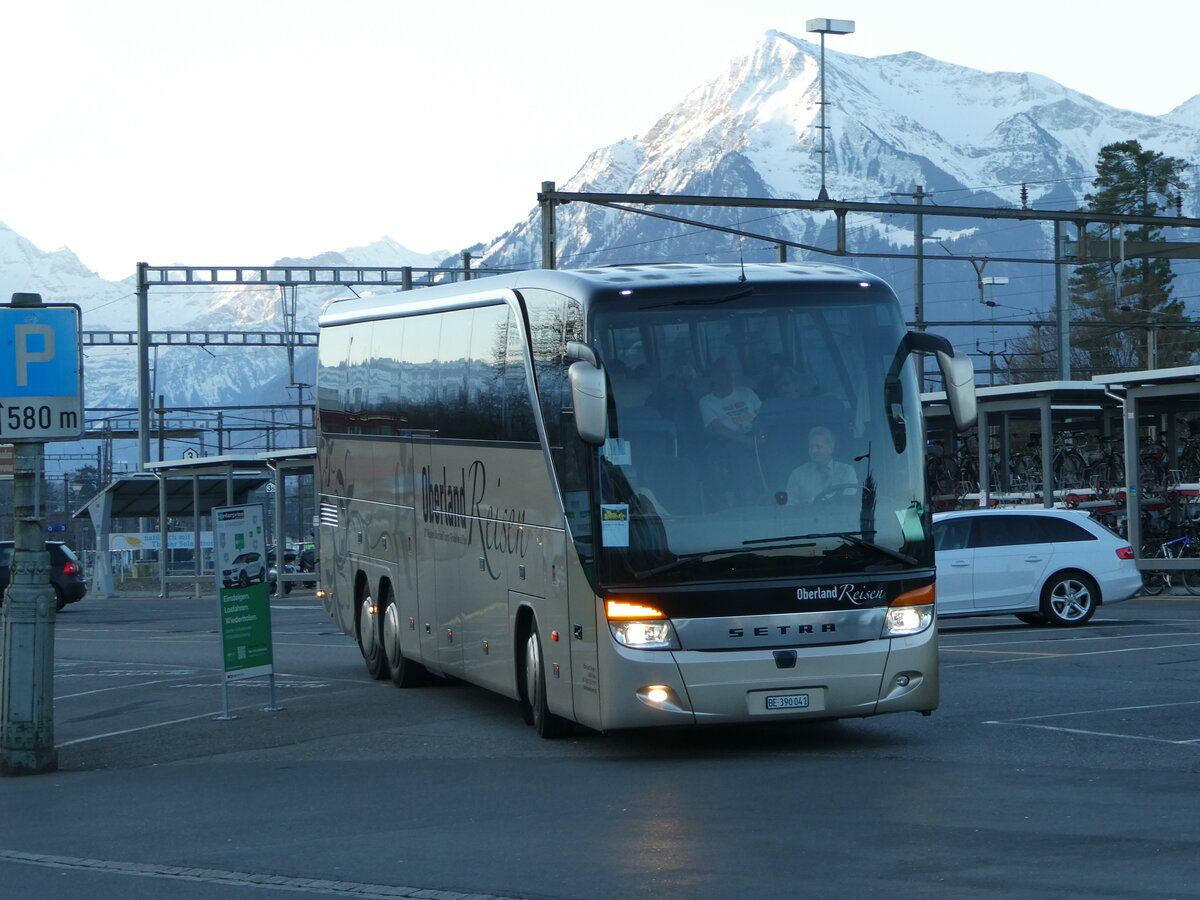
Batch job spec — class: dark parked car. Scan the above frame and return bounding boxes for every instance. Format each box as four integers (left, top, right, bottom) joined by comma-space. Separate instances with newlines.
0, 541, 88, 611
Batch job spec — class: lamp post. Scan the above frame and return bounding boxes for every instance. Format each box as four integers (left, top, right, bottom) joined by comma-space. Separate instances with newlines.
806, 17, 855, 201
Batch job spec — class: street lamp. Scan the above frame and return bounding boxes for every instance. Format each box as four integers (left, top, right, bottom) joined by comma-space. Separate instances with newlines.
806, 17, 855, 201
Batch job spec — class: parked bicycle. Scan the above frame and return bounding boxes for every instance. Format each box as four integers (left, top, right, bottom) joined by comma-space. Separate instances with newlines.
1141, 534, 1200, 595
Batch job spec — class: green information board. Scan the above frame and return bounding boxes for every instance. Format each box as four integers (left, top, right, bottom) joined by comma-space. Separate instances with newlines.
213, 504, 273, 681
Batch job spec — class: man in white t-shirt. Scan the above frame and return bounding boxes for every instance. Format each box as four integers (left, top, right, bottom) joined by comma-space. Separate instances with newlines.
699, 357, 761, 445
787, 425, 857, 504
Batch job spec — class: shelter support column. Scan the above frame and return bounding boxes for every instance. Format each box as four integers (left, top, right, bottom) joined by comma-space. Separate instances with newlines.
1040, 399, 1053, 508
1124, 393, 1141, 557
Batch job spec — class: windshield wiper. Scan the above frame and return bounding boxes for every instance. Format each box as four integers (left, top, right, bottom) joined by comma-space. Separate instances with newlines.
746, 532, 918, 567
642, 286, 755, 310
630, 539, 816, 580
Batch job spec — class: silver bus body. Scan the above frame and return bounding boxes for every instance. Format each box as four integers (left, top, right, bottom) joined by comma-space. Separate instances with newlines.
316, 263, 955, 735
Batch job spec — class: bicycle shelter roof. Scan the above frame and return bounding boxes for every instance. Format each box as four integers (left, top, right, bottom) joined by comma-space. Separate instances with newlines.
923, 380, 1123, 509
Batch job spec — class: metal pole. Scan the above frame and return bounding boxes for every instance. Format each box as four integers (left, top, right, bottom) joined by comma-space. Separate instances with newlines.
158, 472, 168, 598
1124, 392, 1141, 557
540, 181, 557, 269
817, 32, 828, 201
157, 394, 165, 463
913, 185, 926, 331
136, 263, 151, 471
1, 291, 57, 776
1041, 399, 1054, 508
1054, 222, 1071, 380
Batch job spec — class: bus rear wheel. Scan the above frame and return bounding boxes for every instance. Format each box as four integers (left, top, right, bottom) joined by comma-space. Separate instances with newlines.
381, 585, 427, 687
522, 622, 573, 739
358, 590, 388, 680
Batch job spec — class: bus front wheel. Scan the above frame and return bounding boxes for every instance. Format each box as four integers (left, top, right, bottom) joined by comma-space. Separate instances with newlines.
522, 622, 573, 739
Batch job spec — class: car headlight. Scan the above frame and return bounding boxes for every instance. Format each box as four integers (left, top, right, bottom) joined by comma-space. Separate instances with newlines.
883, 585, 935, 637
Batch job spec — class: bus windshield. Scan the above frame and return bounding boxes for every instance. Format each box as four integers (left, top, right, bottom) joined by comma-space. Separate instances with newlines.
585, 282, 929, 587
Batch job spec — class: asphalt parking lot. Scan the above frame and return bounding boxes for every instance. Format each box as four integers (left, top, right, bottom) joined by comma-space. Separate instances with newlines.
2, 589, 1198, 899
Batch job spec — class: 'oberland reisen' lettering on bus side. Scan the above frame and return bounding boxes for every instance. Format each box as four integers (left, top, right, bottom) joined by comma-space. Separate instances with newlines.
420, 461, 530, 579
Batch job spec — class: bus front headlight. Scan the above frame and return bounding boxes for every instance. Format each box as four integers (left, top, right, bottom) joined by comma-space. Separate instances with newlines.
883, 585, 935, 637
884, 605, 933, 636
606, 599, 679, 649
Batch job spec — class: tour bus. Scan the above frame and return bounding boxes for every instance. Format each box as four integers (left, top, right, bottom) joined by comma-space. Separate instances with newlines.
315, 263, 976, 737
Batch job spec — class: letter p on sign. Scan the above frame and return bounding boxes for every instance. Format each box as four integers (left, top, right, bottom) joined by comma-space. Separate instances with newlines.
15, 324, 55, 386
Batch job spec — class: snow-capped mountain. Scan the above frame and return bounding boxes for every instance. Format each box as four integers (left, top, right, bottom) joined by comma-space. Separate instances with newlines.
475, 30, 1199, 302
5, 28, 1199, 421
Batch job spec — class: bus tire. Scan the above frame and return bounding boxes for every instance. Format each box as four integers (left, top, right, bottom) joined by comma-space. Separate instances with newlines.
381, 585, 427, 687
358, 589, 388, 680
1040, 571, 1097, 627
523, 622, 574, 739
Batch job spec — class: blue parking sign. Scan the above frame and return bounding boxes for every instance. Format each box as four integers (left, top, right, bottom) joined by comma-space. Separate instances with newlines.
0, 304, 83, 441
0, 306, 80, 396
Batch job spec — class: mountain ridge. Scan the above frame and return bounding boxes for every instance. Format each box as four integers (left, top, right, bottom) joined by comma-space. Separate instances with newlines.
3, 29, 1198, 418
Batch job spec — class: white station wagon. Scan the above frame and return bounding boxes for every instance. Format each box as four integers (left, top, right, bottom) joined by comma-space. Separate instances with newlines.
932, 508, 1143, 627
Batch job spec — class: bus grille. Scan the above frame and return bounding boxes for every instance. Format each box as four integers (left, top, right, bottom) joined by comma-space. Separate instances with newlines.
319, 502, 339, 528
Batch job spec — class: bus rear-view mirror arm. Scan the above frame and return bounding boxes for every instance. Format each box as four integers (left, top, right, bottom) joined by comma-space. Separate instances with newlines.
567, 341, 608, 445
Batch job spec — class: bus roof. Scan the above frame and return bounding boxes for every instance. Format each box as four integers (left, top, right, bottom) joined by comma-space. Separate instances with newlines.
318, 262, 886, 327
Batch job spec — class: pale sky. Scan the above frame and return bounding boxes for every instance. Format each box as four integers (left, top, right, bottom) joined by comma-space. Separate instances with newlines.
3, 0, 1197, 281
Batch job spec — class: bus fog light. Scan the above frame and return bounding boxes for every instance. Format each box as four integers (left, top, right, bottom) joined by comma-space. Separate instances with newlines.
883, 604, 933, 637
895, 674, 910, 687
636, 684, 688, 713
609, 620, 679, 649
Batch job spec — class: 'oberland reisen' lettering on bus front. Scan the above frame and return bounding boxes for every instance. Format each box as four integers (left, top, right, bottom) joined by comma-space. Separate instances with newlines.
796, 584, 889, 606
421, 461, 529, 579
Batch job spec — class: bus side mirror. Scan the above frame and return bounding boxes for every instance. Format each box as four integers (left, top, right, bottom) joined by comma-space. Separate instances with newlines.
935, 349, 977, 431
898, 332, 977, 432
568, 343, 608, 445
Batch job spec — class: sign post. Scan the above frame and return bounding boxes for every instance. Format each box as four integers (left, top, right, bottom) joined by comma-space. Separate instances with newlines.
1, 293, 83, 776
212, 504, 281, 718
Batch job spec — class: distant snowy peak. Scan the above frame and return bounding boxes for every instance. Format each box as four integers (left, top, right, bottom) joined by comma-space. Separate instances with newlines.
1164, 93, 1200, 129
0, 220, 133, 328
0, 221, 98, 281
551, 28, 1200, 214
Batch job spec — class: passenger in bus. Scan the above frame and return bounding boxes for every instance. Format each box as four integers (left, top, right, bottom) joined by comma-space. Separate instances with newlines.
786, 425, 857, 504
756, 354, 800, 400
647, 363, 704, 447
699, 357, 761, 443
699, 357, 764, 502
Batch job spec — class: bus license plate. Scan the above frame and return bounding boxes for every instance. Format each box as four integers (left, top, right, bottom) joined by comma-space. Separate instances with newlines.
765, 693, 810, 710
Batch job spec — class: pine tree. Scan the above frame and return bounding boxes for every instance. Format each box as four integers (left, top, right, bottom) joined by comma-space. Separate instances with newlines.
1069, 140, 1192, 374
